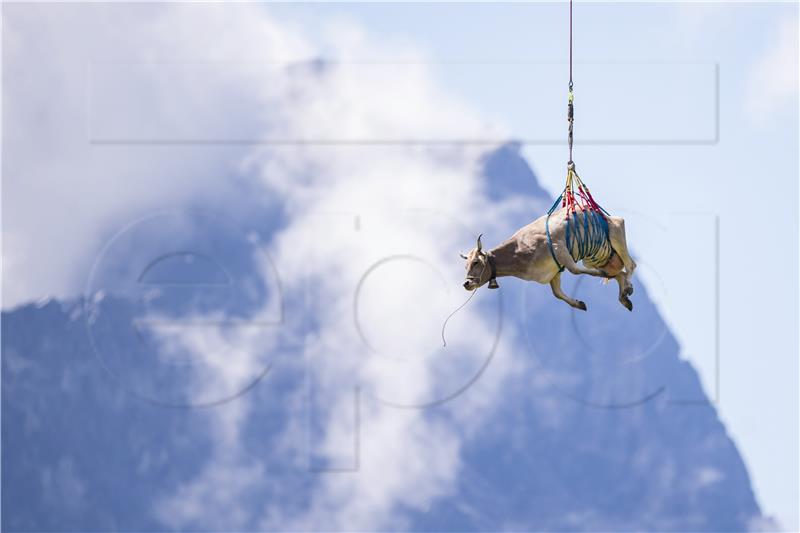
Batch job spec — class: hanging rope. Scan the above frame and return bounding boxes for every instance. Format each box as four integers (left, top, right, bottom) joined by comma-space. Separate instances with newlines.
441, 259, 488, 347
545, 0, 613, 272
440, 286, 479, 347
568, 0, 574, 164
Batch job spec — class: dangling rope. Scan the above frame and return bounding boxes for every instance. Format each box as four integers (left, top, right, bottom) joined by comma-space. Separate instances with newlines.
568, 0, 574, 164
441, 259, 488, 347
440, 286, 479, 347
545, 0, 613, 272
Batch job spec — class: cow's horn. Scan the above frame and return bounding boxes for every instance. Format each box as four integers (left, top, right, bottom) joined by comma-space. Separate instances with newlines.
476, 234, 483, 253
459, 252, 468, 260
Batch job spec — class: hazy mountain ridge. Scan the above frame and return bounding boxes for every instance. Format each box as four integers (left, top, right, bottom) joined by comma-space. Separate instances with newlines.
2, 145, 770, 531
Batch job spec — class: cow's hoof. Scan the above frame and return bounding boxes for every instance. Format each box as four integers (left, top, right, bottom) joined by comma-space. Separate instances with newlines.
625, 285, 634, 297
576, 300, 587, 311
621, 298, 633, 312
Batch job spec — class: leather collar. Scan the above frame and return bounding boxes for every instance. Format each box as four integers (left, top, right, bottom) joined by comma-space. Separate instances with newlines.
486, 252, 499, 289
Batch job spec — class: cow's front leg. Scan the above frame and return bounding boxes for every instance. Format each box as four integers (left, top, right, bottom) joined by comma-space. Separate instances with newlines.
614, 273, 633, 311
550, 272, 587, 311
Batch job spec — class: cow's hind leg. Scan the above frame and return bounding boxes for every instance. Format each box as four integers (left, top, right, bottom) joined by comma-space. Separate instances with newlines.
615, 273, 633, 311
550, 272, 587, 311
608, 216, 636, 292
556, 249, 609, 279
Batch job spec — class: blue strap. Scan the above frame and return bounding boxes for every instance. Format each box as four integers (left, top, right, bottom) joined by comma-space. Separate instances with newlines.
565, 214, 572, 256
546, 194, 565, 272
584, 211, 595, 257
545, 193, 611, 272
565, 209, 611, 263
547, 194, 563, 215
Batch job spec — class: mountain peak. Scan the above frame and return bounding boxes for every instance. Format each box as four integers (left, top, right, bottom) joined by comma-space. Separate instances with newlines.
481, 142, 551, 202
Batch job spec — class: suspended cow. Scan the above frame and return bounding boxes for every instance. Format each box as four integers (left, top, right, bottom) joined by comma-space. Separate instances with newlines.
460, 207, 636, 312
461, 0, 637, 312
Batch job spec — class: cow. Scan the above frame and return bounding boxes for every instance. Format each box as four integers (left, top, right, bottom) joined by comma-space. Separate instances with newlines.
461, 208, 636, 311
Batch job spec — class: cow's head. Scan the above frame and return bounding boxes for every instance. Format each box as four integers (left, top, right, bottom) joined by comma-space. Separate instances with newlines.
461, 234, 493, 291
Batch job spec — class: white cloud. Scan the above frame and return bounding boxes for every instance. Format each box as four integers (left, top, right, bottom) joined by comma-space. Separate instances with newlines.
745, 17, 799, 123
1, 3, 312, 309
230, 28, 521, 525
2, 3, 525, 530
229, 10, 518, 528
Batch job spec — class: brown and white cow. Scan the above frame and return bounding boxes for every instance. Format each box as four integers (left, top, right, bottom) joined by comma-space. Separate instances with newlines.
461, 208, 636, 311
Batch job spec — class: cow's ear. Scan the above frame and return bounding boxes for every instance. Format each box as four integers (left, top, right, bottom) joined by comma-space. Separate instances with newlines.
459, 253, 468, 260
